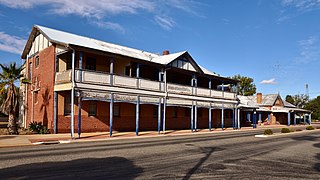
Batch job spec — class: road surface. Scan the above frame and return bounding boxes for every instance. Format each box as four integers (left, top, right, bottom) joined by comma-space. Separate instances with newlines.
0, 129, 319, 179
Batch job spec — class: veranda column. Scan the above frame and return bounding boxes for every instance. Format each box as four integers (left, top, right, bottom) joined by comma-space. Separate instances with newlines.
253, 111, 257, 128
304, 114, 306, 125
221, 106, 224, 130
110, 93, 114, 137
232, 109, 235, 129
194, 103, 198, 131
308, 114, 311, 125
70, 49, 75, 139
136, 96, 140, 136
53, 92, 57, 134
294, 112, 297, 126
110, 59, 114, 86
77, 52, 83, 138
191, 102, 194, 132
237, 108, 241, 129
158, 98, 161, 134
287, 111, 291, 126
78, 93, 82, 138
209, 107, 212, 131
234, 108, 238, 129
163, 98, 166, 133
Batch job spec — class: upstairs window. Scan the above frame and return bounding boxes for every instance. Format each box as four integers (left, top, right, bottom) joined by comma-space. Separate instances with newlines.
29, 62, 33, 81
86, 58, 96, 71
35, 56, 40, 68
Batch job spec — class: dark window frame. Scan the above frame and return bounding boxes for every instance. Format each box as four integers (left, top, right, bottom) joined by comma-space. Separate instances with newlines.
64, 93, 71, 116
35, 56, 40, 68
88, 101, 97, 117
114, 103, 120, 117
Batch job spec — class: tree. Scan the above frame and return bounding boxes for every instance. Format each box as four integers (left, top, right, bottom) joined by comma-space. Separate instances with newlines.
230, 74, 256, 96
0, 62, 26, 135
304, 96, 320, 120
285, 94, 309, 108
285, 95, 294, 105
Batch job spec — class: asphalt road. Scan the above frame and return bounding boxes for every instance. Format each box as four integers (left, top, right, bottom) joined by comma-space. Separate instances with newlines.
0, 129, 319, 179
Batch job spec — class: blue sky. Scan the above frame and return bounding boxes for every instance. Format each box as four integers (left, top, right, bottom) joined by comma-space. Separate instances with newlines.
0, 0, 319, 98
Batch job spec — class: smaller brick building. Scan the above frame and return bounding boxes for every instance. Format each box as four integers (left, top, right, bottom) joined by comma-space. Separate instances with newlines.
238, 93, 312, 127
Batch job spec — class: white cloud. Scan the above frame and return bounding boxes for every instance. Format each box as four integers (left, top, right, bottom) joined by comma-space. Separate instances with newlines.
281, 0, 320, 11
0, 0, 202, 31
91, 21, 125, 34
0, 32, 26, 54
296, 36, 320, 64
260, 78, 277, 85
154, 15, 175, 31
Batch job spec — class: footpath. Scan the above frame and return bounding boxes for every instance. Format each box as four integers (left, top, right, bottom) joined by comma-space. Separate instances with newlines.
0, 123, 319, 148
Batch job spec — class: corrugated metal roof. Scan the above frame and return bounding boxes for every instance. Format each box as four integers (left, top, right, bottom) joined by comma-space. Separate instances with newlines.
36, 25, 159, 62
237, 95, 259, 108
22, 25, 230, 79
261, 94, 278, 106
238, 94, 299, 110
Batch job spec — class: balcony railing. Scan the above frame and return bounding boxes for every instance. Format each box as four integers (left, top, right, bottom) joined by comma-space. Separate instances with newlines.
55, 70, 71, 84
55, 69, 236, 99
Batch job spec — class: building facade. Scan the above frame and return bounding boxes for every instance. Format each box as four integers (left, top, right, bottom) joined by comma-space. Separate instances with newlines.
238, 93, 312, 127
20, 25, 240, 138
20, 25, 312, 138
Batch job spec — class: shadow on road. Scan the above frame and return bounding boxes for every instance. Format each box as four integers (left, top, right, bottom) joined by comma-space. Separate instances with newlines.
183, 145, 224, 180
0, 156, 143, 179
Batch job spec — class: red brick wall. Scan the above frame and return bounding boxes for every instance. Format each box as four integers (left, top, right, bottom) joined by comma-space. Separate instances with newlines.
26, 45, 55, 129
56, 98, 235, 133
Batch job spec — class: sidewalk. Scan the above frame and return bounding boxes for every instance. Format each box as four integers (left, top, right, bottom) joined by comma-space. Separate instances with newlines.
0, 123, 318, 148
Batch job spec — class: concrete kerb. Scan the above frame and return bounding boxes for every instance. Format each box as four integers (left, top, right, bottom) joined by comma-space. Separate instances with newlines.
0, 124, 318, 147
255, 128, 320, 138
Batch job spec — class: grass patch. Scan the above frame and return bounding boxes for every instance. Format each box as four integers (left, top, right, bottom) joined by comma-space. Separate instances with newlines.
306, 126, 315, 130
264, 129, 273, 135
281, 128, 291, 133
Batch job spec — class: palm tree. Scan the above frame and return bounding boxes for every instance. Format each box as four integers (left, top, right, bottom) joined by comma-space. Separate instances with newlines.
0, 62, 25, 135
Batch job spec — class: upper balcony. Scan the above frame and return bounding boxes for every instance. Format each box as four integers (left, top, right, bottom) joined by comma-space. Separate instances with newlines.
55, 69, 236, 100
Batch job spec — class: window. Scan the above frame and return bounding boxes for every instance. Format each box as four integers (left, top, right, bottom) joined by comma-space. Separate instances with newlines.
246, 113, 251, 122
35, 56, 40, 68
173, 107, 178, 118
64, 93, 71, 116
114, 103, 120, 117
153, 105, 158, 118
29, 62, 33, 80
125, 66, 130, 76
89, 101, 97, 116
86, 58, 96, 71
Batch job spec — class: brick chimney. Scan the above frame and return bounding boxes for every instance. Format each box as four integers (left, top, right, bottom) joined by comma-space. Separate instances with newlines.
162, 50, 170, 55
257, 93, 262, 104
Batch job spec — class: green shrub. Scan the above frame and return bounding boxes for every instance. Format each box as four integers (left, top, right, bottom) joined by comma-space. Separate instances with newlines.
28, 121, 50, 134
306, 126, 315, 130
264, 129, 273, 135
316, 126, 320, 129
281, 128, 291, 133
